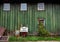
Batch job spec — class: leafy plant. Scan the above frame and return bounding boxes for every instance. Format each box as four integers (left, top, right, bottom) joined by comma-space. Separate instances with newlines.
9, 36, 60, 41
38, 22, 50, 36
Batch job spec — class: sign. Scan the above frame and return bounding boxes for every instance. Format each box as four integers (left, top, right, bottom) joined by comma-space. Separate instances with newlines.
20, 26, 28, 32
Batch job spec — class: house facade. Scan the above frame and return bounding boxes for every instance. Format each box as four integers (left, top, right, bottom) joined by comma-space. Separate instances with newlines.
0, 0, 60, 34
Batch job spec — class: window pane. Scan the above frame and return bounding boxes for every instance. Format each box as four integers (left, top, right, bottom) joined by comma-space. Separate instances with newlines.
38, 3, 44, 10
3, 3, 10, 11
20, 3, 27, 11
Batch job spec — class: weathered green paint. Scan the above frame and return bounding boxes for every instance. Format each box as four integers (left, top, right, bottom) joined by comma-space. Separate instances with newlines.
0, 3, 60, 34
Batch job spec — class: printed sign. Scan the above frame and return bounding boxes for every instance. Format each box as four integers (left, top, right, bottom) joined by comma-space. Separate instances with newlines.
20, 26, 28, 32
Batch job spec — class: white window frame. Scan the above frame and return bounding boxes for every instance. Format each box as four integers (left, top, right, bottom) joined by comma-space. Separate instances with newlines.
3, 3, 10, 11
37, 3, 45, 10
20, 3, 27, 11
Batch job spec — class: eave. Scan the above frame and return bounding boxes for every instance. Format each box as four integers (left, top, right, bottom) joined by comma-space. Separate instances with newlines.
0, 0, 60, 4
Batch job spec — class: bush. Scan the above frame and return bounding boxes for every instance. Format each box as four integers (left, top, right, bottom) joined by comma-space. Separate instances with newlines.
38, 22, 50, 36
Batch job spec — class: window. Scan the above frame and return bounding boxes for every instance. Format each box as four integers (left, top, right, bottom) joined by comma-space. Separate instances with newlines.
3, 3, 10, 11
37, 3, 44, 10
20, 3, 27, 11
38, 18, 45, 26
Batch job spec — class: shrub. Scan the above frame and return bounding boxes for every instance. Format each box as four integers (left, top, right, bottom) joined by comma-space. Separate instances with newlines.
38, 22, 50, 36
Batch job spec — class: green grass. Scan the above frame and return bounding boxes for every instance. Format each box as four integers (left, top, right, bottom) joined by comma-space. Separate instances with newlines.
9, 36, 60, 41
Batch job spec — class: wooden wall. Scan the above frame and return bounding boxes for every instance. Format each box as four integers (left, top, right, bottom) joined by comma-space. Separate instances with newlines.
0, 3, 60, 34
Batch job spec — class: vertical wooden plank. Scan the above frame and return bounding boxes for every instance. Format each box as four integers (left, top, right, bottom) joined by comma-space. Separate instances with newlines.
52, 4, 56, 33
46, 4, 52, 32
34, 4, 37, 32
0, 4, 2, 26
27, 4, 31, 33
54, 4, 60, 34
17, 4, 20, 30
29, 4, 32, 33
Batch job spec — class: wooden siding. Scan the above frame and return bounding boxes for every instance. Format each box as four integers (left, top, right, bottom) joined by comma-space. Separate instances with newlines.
0, 3, 60, 34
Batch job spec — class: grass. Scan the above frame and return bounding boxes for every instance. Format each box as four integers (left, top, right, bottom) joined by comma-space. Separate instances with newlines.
9, 36, 60, 41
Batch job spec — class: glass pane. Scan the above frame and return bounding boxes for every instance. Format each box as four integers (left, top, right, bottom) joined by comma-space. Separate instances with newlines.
20, 3, 27, 11
3, 3, 10, 11
38, 3, 44, 10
